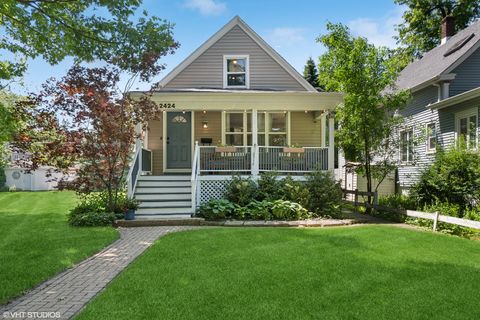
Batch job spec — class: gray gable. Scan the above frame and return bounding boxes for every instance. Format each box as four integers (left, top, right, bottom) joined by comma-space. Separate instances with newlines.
161, 22, 309, 91
396, 19, 480, 91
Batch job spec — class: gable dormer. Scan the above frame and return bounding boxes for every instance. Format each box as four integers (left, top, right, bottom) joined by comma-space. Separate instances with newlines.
158, 16, 315, 92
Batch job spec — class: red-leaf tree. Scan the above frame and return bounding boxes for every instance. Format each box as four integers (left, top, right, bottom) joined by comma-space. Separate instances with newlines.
12, 65, 162, 211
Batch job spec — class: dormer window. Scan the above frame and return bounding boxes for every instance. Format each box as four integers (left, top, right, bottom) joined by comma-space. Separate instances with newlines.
224, 55, 249, 88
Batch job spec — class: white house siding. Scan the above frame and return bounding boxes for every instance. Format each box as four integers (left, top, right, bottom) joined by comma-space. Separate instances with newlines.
164, 25, 306, 91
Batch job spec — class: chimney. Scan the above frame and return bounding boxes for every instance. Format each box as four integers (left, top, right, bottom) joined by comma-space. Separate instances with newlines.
441, 16, 455, 44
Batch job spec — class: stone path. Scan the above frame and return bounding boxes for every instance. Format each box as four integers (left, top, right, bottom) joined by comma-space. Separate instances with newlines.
0, 226, 196, 320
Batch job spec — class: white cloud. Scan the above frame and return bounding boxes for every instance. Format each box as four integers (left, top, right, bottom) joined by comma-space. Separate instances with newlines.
347, 8, 404, 48
268, 27, 307, 48
183, 0, 226, 16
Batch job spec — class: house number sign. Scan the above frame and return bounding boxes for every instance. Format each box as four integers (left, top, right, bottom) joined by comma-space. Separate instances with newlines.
158, 103, 176, 109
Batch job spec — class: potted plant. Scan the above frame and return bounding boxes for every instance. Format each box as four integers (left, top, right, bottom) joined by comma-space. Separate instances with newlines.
283, 144, 304, 153
124, 198, 139, 220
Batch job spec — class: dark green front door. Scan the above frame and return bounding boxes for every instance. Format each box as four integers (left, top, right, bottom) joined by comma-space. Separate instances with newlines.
167, 112, 192, 169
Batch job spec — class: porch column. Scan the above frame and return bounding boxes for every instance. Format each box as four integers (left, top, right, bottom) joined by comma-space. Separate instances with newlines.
251, 109, 259, 176
135, 123, 143, 173
328, 114, 335, 171
321, 114, 327, 147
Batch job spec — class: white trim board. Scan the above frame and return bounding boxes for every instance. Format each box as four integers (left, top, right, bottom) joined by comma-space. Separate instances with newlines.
156, 16, 316, 92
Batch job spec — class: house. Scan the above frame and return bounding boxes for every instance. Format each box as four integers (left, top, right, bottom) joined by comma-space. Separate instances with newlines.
393, 17, 480, 194
127, 16, 343, 219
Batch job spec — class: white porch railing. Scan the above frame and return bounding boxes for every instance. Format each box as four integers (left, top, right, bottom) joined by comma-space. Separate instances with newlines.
126, 147, 152, 198
192, 145, 329, 175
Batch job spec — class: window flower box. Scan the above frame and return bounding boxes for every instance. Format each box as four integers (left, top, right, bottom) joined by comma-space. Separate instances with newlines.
215, 146, 237, 153
283, 147, 304, 153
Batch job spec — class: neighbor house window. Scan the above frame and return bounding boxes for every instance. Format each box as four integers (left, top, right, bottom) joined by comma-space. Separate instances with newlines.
224, 56, 249, 88
223, 112, 289, 146
426, 123, 437, 153
400, 129, 414, 163
457, 111, 477, 149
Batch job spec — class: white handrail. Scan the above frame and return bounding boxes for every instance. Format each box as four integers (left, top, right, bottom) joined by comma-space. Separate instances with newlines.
126, 146, 142, 199
191, 141, 200, 212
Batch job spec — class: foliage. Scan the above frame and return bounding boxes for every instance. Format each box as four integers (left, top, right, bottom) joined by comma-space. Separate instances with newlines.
0, 166, 5, 190
197, 199, 237, 220
378, 194, 416, 210
305, 170, 343, 216
11, 66, 163, 212
68, 208, 115, 227
410, 144, 480, 210
303, 57, 319, 88
281, 176, 310, 208
246, 200, 274, 220
271, 200, 311, 220
224, 175, 257, 206
0, 90, 23, 165
0, 0, 179, 83
257, 171, 284, 201
394, 0, 480, 59
317, 23, 409, 209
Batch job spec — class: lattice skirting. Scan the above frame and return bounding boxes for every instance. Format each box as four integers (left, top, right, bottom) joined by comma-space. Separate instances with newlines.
198, 178, 230, 205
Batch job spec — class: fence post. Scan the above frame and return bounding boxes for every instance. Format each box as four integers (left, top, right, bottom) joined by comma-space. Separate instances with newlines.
432, 211, 439, 232
354, 189, 359, 212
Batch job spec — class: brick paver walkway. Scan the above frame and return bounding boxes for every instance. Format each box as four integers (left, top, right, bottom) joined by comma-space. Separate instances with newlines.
0, 226, 195, 320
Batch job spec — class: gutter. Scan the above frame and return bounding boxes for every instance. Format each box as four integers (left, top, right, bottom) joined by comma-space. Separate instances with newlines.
427, 86, 480, 110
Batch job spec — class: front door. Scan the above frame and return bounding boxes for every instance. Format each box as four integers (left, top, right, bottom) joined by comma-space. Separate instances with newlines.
166, 112, 192, 169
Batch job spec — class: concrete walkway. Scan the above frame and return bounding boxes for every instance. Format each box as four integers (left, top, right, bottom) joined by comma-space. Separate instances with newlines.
0, 226, 196, 320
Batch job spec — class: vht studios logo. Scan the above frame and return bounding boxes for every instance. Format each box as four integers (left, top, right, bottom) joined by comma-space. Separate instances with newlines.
3, 311, 61, 319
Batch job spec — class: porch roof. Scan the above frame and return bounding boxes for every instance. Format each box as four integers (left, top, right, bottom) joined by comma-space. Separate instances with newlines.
129, 89, 344, 111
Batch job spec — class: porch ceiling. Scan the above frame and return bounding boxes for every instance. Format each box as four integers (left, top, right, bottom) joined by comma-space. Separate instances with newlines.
129, 90, 344, 111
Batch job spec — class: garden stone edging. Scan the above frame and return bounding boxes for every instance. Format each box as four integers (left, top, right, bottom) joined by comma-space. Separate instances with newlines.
115, 217, 370, 228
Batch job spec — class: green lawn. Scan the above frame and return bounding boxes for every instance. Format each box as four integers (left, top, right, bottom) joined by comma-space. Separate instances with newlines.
0, 191, 118, 304
77, 226, 480, 320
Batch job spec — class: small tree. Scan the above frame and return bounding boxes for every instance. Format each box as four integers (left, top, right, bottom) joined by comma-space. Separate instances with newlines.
12, 66, 162, 211
317, 23, 409, 209
303, 57, 319, 88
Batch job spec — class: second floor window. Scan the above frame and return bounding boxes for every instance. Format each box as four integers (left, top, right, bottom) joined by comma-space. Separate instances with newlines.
224, 56, 249, 88
426, 123, 437, 153
400, 129, 413, 163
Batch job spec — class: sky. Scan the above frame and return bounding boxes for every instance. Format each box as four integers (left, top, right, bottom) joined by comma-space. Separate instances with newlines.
8, 0, 405, 94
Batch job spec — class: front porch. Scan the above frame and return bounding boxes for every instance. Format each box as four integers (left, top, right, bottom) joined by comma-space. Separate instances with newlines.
126, 89, 342, 218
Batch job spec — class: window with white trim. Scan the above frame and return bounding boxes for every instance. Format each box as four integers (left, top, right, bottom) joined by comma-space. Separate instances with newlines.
400, 129, 413, 163
457, 111, 477, 149
223, 112, 289, 146
426, 123, 437, 153
224, 56, 249, 88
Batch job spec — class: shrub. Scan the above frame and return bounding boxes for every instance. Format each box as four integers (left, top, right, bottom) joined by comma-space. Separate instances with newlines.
411, 145, 480, 210
378, 194, 416, 210
281, 176, 310, 207
224, 175, 257, 206
305, 170, 342, 216
196, 199, 236, 220
271, 200, 311, 220
246, 200, 273, 220
257, 172, 284, 201
67, 203, 115, 227
0, 167, 5, 190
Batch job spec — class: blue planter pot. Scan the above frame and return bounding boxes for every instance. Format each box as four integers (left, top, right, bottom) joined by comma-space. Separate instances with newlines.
125, 209, 135, 220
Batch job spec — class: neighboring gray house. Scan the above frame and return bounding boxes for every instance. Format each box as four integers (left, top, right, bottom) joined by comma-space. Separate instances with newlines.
395, 17, 480, 193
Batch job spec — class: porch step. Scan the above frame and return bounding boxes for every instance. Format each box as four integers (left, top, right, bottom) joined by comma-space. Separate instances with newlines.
137, 180, 191, 187
133, 175, 194, 220
138, 175, 190, 181
135, 186, 191, 194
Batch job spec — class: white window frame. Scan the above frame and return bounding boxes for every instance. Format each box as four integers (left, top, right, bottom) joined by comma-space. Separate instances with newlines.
223, 55, 249, 89
222, 111, 290, 146
425, 122, 437, 154
399, 128, 414, 164
455, 107, 478, 149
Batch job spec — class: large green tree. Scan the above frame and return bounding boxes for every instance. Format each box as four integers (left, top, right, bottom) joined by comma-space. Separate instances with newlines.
395, 0, 480, 59
303, 57, 319, 88
0, 90, 22, 165
317, 23, 409, 206
0, 0, 179, 84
